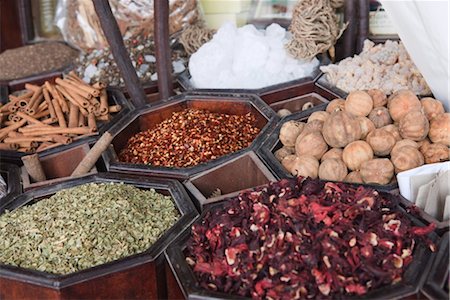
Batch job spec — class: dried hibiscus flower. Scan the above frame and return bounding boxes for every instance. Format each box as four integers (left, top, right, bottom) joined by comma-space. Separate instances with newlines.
185, 177, 436, 299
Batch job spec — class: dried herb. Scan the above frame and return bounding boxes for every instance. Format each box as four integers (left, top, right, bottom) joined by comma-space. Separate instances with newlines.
0, 182, 179, 275
119, 109, 261, 168
186, 177, 436, 299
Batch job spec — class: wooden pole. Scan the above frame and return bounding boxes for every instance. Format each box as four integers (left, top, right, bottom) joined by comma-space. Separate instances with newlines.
92, 0, 147, 108
357, 0, 369, 54
154, 0, 174, 100
343, 0, 357, 58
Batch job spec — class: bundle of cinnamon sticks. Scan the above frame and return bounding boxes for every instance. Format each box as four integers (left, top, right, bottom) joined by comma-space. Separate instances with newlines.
0, 72, 121, 153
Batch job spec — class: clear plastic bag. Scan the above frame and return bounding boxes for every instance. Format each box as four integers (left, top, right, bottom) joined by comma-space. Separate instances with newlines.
55, 0, 199, 51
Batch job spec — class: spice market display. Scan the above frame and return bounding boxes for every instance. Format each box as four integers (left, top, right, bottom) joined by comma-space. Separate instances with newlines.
0, 182, 179, 274
184, 177, 436, 298
119, 109, 261, 167
274, 89, 450, 185
0, 72, 122, 153
0, 0, 448, 300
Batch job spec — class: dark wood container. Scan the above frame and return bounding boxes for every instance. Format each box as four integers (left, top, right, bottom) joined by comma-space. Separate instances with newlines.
165, 182, 438, 300
184, 151, 278, 210
20, 140, 107, 191
177, 54, 329, 95
255, 104, 399, 191
0, 73, 63, 106
0, 163, 22, 212
0, 85, 9, 105
257, 79, 345, 116
102, 92, 277, 180
124, 80, 184, 104
1, 70, 66, 93
0, 86, 133, 165
398, 196, 450, 236
0, 172, 199, 300
421, 232, 449, 299
315, 72, 350, 98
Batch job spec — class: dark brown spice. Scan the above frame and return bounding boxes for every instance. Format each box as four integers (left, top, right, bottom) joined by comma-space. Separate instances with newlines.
0, 42, 78, 80
119, 109, 260, 168
185, 177, 436, 299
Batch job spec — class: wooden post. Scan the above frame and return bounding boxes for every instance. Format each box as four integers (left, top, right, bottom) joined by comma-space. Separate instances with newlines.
357, 0, 369, 53
92, 0, 147, 108
154, 0, 174, 100
343, 0, 357, 58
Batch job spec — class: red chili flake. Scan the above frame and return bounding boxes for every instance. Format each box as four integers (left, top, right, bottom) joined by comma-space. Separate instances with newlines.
119, 109, 260, 168
137, 55, 144, 65
185, 177, 437, 299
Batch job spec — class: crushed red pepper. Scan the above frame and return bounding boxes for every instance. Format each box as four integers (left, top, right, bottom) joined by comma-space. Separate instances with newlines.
186, 177, 436, 299
119, 108, 260, 168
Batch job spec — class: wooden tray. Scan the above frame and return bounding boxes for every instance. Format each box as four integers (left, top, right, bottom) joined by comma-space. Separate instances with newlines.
0, 163, 22, 212
102, 92, 277, 180
165, 182, 438, 300
0, 172, 199, 300
184, 151, 278, 210
257, 79, 345, 117
0, 84, 134, 165
255, 103, 399, 191
20, 141, 107, 191
421, 232, 449, 299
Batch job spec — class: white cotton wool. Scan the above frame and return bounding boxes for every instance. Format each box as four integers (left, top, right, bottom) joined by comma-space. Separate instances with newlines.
189, 22, 319, 89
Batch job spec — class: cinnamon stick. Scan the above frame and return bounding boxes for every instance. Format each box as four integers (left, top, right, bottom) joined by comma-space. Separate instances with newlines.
33, 109, 51, 119
56, 85, 89, 108
71, 131, 113, 176
21, 153, 46, 182
36, 142, 54, 152
0, 143, 19, 150
46, 82, 69, 113
48, 134, 72, 144
5, 136, 52, 143
55, 88, 69, 113
78, 113, 86, 127
19, 126, 93, 136
42, 88, 57, 120
26, 86, 43, 112
0, 120, 26, 141
68, 103, 79, 128
55, 78, 93, 100
51, 99, 67, 128
55, 85, 88, 116
11, 114, 22, 123
16, 90, 34, 100
93, 82, 107, 90
24, 84, 40, 92
42, 117, 57, 125
96, 114, 111, 122
17, 147, 30, 152
87, 113, 97, 131
36, 142, 62, 152
99, 89, 109, 115
108, 104, 122, 113
65, 77, 101, 97
30, 93, 44, 113
15, 111, 47, 126
18, 99, 29, 108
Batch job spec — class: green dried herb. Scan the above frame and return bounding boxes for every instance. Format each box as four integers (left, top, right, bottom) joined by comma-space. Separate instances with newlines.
0, 182, 180, 275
